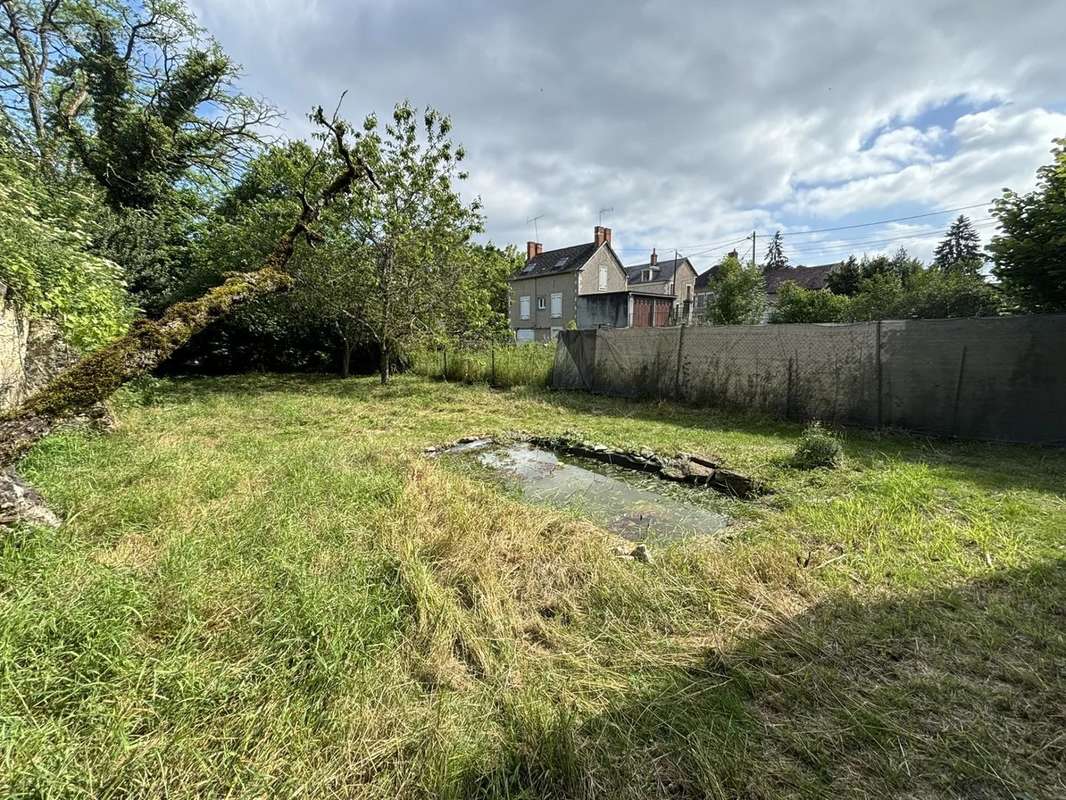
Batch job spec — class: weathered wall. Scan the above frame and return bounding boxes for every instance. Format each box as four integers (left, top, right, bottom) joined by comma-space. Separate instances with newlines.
576, 245, 628, 295
576, 292, 630, 329
0, 288, 28, 411
553, 314, 1066, 444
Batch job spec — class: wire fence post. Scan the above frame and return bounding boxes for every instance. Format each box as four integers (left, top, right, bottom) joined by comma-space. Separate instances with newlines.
490, 344, 496, 386
442, 347, 448, 381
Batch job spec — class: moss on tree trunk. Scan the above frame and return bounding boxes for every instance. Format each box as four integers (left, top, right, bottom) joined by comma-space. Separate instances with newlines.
0, 106, 374, 469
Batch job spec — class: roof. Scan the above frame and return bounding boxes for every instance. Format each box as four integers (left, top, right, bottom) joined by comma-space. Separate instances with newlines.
695, 263, 837, 293
764, 264, 836, 294
510, 242, 598, 280
625, 257, 692, 286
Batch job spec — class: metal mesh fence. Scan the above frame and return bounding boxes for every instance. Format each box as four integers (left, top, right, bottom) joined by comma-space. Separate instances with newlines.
555, 314, 1066, 444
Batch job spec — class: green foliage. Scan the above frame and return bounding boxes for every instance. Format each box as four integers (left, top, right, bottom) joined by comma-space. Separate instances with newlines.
703, 253, 766, 325
790, 421, 843, 469
771, 281, 851, 323
410, 341, 556, 388
0, 149, 130, 349
315, 102, 486, 381
59, 3, 272, 211
989, 138, 1066, 312
826, 255, 861, 296
933, 215, 983, 275
763, 230, 788, 270
776, 248, 1000, 324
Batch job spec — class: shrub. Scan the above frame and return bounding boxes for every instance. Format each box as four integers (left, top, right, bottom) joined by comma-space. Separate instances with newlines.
790, 421, 843, 469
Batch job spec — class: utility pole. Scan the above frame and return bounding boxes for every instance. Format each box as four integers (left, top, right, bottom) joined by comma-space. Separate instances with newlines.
598, 207, 614, 225
751, 230, 757, 268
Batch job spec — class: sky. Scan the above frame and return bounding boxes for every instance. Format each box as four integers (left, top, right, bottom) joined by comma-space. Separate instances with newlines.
190, 0, 1066, 272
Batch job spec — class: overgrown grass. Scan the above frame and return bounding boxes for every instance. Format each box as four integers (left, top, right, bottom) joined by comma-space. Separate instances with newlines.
410, 342, 556, 388
2, 374, 1064, 798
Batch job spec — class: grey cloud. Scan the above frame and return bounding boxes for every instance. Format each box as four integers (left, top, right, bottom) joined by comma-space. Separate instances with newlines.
191, 0, 1066, 269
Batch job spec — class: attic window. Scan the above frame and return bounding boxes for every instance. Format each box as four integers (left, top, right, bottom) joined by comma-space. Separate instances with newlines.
643, 270, 652, 281
554, 257, 569, 267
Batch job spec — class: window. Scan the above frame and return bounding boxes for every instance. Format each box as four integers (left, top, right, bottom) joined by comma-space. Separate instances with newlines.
550, 292, 563, 318
519, 295, 531, 320
598, 264, 608, 290
643, 270, 652, 282
516, 329, 536, 344
537, 296, 546, 310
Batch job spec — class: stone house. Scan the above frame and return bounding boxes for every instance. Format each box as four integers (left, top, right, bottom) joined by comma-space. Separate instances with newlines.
625, 250, 698, 324
508, 226, 674, 342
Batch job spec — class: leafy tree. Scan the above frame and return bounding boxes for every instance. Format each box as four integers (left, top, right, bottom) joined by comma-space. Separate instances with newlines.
989, 139, 1066, 311
0, 145, 130, 349
702, 253, 766, 325
826, 255, 861, 296
2, 0, 275, 314
334, 102, 483, 383
1, 104, 376, 466
933, 215, 983, 274
763, 230, 788, 271
770, 281, 850, 323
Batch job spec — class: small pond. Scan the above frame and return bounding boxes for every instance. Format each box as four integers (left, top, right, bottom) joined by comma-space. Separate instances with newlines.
441, 441, 731, 541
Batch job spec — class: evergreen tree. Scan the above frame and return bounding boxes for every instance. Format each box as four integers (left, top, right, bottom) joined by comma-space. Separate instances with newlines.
933, 215, 982, 274
763, 230, 788, 271
826, 255, 861, 296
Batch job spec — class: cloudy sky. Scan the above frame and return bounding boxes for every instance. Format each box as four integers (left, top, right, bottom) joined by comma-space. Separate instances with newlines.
191, 0, 1065, 271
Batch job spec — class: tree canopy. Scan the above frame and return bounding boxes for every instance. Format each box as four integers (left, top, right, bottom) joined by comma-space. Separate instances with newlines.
702, 253, 766, 325
989, 138, 1066, 312
933, 215, 983, 274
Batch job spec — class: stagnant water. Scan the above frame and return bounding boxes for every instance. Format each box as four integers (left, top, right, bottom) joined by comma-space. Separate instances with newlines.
442, 441, 730, 541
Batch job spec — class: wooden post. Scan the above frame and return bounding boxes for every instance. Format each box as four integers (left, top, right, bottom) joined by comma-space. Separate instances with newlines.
442, 347, 448, 381
490, 344, 496, 386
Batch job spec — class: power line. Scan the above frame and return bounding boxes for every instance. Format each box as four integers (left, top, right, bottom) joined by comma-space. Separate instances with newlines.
775, 202, 991, 238
782, 217, 996, 253
781, 220, 998, 260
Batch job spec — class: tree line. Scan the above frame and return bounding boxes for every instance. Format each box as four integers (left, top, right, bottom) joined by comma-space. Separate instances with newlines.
700, 147, 1066, 325
1, 0, 514, 386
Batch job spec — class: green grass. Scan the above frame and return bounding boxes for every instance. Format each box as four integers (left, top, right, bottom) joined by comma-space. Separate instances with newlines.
2, 374, 1064, 798
410, 342, 556, 388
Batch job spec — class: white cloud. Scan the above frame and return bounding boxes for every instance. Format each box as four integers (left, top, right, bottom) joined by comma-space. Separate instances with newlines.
189, 0, 1066, 271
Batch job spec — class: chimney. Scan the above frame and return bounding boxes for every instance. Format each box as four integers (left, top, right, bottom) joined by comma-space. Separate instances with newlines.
727, 249, 739, 259
594, 226, 613, 247
650, 248, 658, 266
526, 241, 542, 261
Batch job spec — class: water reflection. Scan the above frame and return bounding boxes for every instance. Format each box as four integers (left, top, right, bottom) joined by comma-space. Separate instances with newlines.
464, 442, 730, 541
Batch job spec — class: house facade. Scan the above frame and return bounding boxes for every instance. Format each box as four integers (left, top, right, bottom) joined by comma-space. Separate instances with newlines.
625, 250, 698, 324
509, 227, 628, 343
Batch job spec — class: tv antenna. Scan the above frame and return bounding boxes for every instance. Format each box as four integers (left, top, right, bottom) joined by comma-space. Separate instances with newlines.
598, 207, 614, 225
526, 214, 545, 240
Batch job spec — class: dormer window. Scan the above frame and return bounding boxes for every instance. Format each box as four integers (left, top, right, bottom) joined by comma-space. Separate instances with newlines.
643, 269, 652, 281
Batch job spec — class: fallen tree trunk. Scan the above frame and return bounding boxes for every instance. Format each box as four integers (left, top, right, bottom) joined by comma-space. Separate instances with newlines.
0, 107, 371, 469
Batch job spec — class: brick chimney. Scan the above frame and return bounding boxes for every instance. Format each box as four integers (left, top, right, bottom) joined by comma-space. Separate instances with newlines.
594, 226, 612, 247
526, 241, 542, 261
650, 248, 658, 266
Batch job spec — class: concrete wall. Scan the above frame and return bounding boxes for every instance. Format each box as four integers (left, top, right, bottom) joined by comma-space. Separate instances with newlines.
553, 314, 1066, 444
576, 292, 630, 329
0, 290, 28, 411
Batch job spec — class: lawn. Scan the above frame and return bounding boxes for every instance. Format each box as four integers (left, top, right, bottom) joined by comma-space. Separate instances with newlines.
2, 374, 1064, 799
